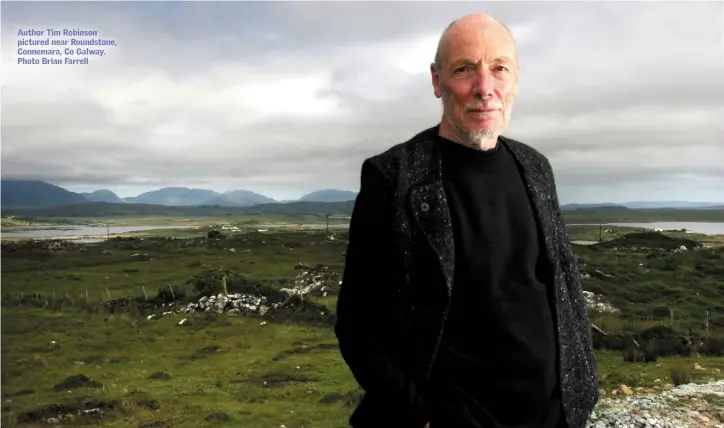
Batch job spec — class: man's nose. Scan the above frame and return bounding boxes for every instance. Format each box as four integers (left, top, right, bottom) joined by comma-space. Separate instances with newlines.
472, 70, 495, 98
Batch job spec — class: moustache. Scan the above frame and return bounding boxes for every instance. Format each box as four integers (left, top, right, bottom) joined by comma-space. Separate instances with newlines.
465, 102, 503, 112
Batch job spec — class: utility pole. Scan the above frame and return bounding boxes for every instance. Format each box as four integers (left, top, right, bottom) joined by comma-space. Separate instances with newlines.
325, 213, 330, 235
599, 224, 602, 241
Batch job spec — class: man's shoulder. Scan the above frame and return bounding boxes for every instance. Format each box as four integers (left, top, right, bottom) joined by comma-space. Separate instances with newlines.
362, 125, 438, 179
501, 135, 552, 169
359, 128, 555, 180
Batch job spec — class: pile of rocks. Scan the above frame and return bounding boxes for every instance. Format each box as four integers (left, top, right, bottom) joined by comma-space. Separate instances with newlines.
166, 267, 339, 318
587, 380, 724, 428
178, 293, 284, 315
280, 268, 340, 298
582, 290, 619, 314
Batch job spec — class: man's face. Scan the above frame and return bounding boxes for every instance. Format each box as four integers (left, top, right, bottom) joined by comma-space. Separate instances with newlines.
431, 18, 519, 143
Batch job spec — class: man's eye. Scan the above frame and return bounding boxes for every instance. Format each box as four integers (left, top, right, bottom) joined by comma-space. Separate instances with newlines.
495, 66, 509, 72
454, 65, 475, 76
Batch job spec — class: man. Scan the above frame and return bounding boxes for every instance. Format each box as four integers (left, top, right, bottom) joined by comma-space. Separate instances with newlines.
335, 12, 598, 428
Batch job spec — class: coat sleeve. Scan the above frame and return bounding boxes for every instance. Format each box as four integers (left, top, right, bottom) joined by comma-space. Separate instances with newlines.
545, 159, 600, 411
335, 158, 429, 427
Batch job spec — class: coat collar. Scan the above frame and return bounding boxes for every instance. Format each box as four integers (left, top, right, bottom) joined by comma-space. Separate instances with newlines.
406, 124, 558, 296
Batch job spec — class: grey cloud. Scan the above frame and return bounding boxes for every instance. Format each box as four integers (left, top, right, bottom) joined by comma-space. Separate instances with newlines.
271, 1, 568, 45
513, 77, 724, 118
1, 1, 722, 201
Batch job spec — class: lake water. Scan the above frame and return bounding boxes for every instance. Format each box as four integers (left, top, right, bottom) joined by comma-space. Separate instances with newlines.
568, 222, 724, 235
266, 221, 724, 235
1, 225, 194, 239
602, 222, 724, 235
571, 240, 599, 246
4, 221, 722, 240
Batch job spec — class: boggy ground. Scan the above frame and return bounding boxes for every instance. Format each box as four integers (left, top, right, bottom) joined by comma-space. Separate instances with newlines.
1, 227, 723, 427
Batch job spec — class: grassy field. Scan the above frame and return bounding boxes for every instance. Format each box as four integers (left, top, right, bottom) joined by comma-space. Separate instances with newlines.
566, 224, 724, 248
2, 222, 723, 427
562, 208, 724, 224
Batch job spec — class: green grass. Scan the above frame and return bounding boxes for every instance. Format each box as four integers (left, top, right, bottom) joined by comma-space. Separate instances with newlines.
574, 238, 724, 328
566, 225, 714, 242
1, 230, 357, 427
2, 225, 723, 427
1, 308, 358, 427
595, 350, 724, 390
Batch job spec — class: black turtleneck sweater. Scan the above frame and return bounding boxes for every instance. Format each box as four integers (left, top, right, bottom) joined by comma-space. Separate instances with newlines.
426, 135, 564, 428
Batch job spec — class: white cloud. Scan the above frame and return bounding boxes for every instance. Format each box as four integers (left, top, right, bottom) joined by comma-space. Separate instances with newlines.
1, 2, 722, 202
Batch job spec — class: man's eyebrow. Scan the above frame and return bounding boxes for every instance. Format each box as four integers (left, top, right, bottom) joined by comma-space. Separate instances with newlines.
448, 58, 480, 70
448, 56, 515, 68
492, 56, 515, 64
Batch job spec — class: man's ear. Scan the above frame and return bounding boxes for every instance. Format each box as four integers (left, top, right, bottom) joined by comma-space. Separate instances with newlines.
431, 63, 442, 99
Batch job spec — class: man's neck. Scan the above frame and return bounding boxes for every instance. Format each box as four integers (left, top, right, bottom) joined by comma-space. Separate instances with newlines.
438, 122, 499, 151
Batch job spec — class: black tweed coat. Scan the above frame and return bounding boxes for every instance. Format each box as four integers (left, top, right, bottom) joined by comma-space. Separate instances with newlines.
335, 125, 598, 428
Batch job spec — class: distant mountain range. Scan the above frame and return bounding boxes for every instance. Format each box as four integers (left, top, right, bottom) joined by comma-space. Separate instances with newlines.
2, 180, 89, 208
1, 179, 722, 211
1, 180, 359, 209
81, 189, 124, 203
298, 189, 358, 203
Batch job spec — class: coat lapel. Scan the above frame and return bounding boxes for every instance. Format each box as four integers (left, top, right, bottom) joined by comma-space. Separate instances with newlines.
409, 182, 455, 296
403, 130, 560, 299
406, 132, 455, 296
502, 137, 561, 276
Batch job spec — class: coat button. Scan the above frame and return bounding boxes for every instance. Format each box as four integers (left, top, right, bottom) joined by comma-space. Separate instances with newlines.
421, 202, 430, 212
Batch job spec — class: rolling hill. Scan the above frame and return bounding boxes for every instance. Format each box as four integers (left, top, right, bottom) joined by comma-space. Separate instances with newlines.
299, 189, 358, 202
623, 201, 723, 209
0, 180, 363, 209
1, 180, 722, 220
562, 203, 625, 211
563, 205, 633, 213
1, 180, 89, 208
203, 190, 276, 207
123, 187, 220, 206
81, 189, 124, 203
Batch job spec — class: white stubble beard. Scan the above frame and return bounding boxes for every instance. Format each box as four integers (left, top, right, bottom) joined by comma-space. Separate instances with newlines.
443, 98, 515, 151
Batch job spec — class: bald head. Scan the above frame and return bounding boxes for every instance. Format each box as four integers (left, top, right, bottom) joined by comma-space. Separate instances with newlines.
430, 13, 520, 150
434, 13, 518, 72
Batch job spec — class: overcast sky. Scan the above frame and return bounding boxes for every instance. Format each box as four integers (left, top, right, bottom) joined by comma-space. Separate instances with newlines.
2, 1, 723, 203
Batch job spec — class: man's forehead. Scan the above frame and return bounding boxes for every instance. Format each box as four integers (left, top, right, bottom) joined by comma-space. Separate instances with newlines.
444, 36, 517, 65
441, 19, 516, 61
448, 15, 512, 40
